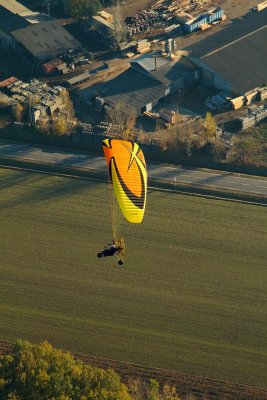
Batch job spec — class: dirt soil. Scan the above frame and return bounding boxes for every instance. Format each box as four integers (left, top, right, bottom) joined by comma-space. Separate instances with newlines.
107, 0, 155, 17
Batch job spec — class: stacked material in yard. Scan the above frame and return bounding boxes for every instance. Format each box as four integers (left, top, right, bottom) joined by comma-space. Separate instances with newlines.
136, 39, 151, 53
125, 0, 212, 37
184, 7, 224, 33
230, 96, 246, 110
159, 108, 180, 123
254, 1, 267, 11
245, 88, 260, 105
238, 105, 267, 130
258, 87, 267, 100
0, 77, 65, 122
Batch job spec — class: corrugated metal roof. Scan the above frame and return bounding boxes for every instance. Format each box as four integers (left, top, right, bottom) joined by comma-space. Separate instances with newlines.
91, 15, 114, 30
132, 53, 196, 85
185, 8, 267, 93
0, 77, 18, 87
150, 57, 196, 84
0, 5, 12, 23
201, 27, 267, 93
131, 52, 169, 72
24, 12, 51, 24
67, 71, 91, 86
98, 67, 165, 113
12, 20, 81, 61
0, 13, 30, 33
0, 0, 31, 16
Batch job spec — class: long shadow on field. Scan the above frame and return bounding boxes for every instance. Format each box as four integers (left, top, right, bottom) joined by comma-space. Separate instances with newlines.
0, 143, 33, 158
0, 173, 102, 210
0, 170, 42, 190
197, 173, 233, 186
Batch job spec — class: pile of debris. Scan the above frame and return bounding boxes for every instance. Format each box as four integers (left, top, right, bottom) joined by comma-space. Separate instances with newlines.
125, 9, 174, 36
42, 48, 91, 76
230, 87, 267, 110
219, 131, 234, 147
125, 0, 212, 37
205, 92, 233, 111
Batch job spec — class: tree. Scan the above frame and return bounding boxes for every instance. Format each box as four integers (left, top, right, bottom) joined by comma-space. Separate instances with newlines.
204, 112, 217, 140
210, 140, 228, 162
36, 118, 50, 134
107, 100, 136, 140
128, 378, 182, 400
162, 384, 182, 400
12, 103, 24, 122
159, 123, 195, 156
52, 115, 67, 135
50, 91, 75, 136
0, 340, 131, 400
227, 136, 261, 166
60, 90, 75, 121
66, 0, 101, 19
100, 0, 118, 6
111, 1, 126, 45
147, 379, 159, 400
127, 379, 145, 400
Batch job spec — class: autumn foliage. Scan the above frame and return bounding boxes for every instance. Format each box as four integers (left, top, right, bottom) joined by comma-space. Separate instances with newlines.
0, 340, 131, 400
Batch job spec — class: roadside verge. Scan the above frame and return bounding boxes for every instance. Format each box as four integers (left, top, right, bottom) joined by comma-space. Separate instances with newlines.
0, 157, 266, 206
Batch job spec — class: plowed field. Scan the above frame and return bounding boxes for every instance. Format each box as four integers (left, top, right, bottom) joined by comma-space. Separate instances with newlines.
0, 167, 266, 388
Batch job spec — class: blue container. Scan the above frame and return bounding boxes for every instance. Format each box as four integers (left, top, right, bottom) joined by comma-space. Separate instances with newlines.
185, 15, 208, 32
207, 8, 223, 23
184, 8, 224, 33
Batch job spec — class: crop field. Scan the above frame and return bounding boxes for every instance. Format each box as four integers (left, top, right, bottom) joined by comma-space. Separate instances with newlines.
0, 167, 266, 388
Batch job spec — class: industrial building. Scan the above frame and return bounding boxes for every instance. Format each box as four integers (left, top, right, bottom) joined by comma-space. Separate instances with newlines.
87, 11, 115, 44
83, 6, 267, 116
0, 11, 29, 49
0, 0, 81, 63
12, 20, 81, 63
0, 0, 48, 24
88, 52, 198, 114
185, 7, 267, 104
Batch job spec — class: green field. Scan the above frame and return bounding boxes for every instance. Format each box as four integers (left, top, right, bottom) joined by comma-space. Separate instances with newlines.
1, 167, 267, 388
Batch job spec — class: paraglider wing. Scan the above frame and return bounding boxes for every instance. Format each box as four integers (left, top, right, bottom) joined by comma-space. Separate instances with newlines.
102, 139, 147, 223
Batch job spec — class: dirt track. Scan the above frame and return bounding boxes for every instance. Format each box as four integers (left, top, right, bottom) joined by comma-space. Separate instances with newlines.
120, 0, 156, 17
1, 341, 266, 400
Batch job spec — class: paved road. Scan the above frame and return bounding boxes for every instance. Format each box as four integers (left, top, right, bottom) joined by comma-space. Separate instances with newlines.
0, 142, 266, 196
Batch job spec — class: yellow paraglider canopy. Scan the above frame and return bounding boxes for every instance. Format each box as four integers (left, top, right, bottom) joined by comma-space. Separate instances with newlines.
102, 138, 147, 224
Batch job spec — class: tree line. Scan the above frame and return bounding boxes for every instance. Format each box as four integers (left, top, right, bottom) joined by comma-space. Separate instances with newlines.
140, 111, 267, 169
62, 0, 120, 19
0, 340, 184, 400
9, 96, 267, 169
